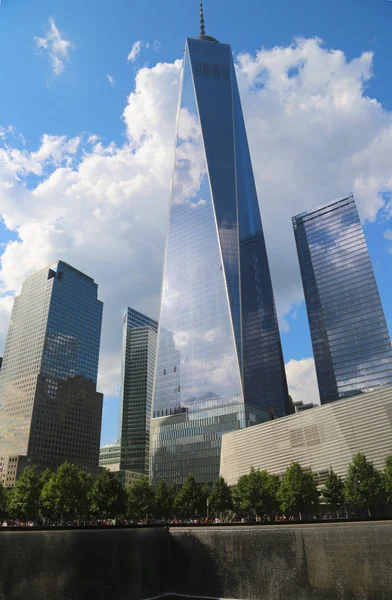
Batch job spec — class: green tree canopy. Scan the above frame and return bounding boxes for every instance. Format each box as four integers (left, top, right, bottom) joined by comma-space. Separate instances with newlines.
154, 480, 177, 520
233, 468, 279, 518
344, 453, 384, 516
321, 468, 345, 511
89, 469, 126, 519
6, 465, 43, 521
384, 455, 392, 504
40, 462, 92, 523
278, 462, 319, 519
174, 474, 205, 519
127, 476, 155, 521
208, 476, 233, 516
0, 480, 7, 518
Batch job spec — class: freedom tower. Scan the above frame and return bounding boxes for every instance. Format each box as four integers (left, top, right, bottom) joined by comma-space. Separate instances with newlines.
150, 4, 289, 485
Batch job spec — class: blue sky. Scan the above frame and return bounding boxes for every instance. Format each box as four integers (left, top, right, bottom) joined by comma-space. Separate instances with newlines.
0, 0, 392, 445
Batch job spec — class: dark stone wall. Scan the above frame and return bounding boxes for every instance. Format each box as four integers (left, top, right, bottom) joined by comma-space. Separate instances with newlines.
0, 522, 391, 600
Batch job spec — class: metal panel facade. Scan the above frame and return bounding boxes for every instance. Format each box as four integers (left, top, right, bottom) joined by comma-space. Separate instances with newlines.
220, 386, 392, 486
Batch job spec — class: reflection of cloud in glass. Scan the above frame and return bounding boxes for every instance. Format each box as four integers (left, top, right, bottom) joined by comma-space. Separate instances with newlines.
171, 108, 206, 207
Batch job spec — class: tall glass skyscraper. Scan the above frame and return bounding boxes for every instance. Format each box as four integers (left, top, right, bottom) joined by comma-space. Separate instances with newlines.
0, 261, 103, 487
118, 307, 158, 475
150, 8, 288, 485
293, 195, 392, 404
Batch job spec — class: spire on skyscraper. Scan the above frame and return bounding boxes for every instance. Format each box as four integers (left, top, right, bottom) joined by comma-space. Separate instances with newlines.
197, 1, 219, 43
200, 1, 205, 37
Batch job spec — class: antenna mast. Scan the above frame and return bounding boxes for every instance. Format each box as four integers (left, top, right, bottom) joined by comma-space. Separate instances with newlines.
200, 1, 206, 37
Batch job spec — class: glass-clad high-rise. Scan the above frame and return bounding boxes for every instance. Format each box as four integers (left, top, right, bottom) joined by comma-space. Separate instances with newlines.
293, 195, 392, 404
118, 308, 157, 475
150, 12, 289, 485
0, 261, 103, 487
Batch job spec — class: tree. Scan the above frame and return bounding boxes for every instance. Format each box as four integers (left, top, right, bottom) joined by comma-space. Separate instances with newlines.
233, 468, 279, 518
154, 480, 176, 520
89, 469, 126, 520
127, 476, 155, 521
6, 466, 42, 521
0, 480, 7, 518
40, 462, 92, 524
208, 476, 233, 516
278, 462, 319, 519
344, 453, 384, 517
321, 468, 345, 514
384, 455, 392, 504
174, 474, 204, 519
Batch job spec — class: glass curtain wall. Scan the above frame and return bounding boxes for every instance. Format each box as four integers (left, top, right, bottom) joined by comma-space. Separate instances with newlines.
293, 195, 392, 404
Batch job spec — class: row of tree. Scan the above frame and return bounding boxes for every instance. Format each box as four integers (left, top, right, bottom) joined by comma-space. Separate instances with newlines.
1, 452, 391, 523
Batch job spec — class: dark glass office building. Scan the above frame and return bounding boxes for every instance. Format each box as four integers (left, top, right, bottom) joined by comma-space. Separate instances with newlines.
0, 261, 103, 487
118, 307, 158, 475
150, 14, 288, 485
293, 195, 392, 404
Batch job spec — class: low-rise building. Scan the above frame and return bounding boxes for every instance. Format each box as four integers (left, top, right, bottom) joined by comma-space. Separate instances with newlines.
220, 386, 392, 486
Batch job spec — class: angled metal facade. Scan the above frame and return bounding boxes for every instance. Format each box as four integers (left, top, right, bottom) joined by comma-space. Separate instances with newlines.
220, 386, 392, 487
150, 36, 288, 484
293, 195, 392, 404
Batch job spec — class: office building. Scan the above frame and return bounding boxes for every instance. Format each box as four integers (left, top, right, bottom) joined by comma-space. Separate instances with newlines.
99, 443, 142, 488
220, 386, 392, 486
293, 195, 392, 404
0, 261, 103, 487
150, 6, 288, 485
118, 308, 157, 475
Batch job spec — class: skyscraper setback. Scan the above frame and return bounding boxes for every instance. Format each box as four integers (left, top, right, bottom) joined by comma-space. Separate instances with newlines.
293, 195, 392, 404
150, 9, 288, 484
0, 261, 103, 487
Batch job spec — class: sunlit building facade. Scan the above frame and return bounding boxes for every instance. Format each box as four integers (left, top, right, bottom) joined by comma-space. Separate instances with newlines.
150, 20, 288, 485
118, 307, 157, 475
293, 195, 392, 404
220, 386, 392, 487
0, 261, 103, 487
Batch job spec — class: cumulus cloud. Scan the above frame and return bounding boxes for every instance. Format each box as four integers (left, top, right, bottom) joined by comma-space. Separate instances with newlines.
106, 74, 115, 87
34, 17, 75, 76
127, 40, 142, 63
286, 358, 320, 406
1, 37, 392, 426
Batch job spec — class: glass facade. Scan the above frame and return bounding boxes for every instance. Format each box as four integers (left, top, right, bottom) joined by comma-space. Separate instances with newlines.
151, 35, 288, 484
0, 261, 103, 486
118, 308, 157, 475
293, 195, 392, 404
150, 402, 268, 485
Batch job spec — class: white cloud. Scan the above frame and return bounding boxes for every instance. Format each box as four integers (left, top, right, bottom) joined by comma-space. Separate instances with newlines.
127, 39, 161, 63
106, 74, 115, 87
0, 38, 392, 424
285, 358, 320, 406
0, 126, 15, 140
383, 229, 392, 241
34, 17, 75, 76
127, 40, 142, 63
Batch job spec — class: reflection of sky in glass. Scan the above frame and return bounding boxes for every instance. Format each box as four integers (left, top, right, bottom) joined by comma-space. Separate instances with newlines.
153, 37, 289, 421
293, 196, 392, 403
153, 45, 243, 415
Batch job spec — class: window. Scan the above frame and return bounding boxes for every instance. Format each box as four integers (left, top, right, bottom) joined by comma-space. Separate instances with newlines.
212, 64, 221, 79
194, 61, 202, 76
203, 62, 212, 77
